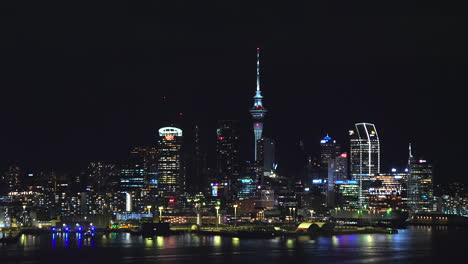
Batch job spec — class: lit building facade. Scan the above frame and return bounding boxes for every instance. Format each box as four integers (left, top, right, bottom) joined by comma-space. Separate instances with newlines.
216, 120, 241, 195
157, 127, 184, 196
408, 155, 434, 212
257, 137, 276, 183
335, 180, 360, 209
349, 123, 380, 208
369, 174, 405, 211
319, 135, 341, 178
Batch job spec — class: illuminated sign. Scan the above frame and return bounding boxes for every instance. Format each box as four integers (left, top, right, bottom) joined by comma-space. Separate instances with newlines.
419, 160, 427, 163
347, 180, 357, 184
165, 135, 175, 140
168, 198, 175, 203
335, 180, 344, 184
212, 185, 218, 196
312, 179, 323, 184
340, 153, 347, 158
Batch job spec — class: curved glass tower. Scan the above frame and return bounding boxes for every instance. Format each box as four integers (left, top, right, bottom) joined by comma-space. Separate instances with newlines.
349, 123, 380, 208
249, 48, 268, 161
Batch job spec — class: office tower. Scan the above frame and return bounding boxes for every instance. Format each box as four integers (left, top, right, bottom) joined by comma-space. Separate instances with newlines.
369, 174, 405, 210
349, 123, 381, 208
249, 48, 268, 161
1, 165, 21, 194
236, 161, 260, 200
83, 162, 118, 193
216, 120, 240, 186
408, 144, 434, 212
257, 137, 276, 183
334, 153, 348, 180
120, 147, 150, 192
335, 180, 359, 209
319, 135, 341, 177
157, 127, 184, 196
188, 125, 207, 194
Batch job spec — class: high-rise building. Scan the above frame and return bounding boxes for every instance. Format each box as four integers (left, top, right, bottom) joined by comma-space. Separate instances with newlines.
334, 153, 348, 180
188, 125, 207, 194
408, 144, 434, 212
157, 127, 184, 196
1, 165, 21, 194
120, 146, 153, 192
349, 123, 381, 208
249, 48, 268, 161
257, 137, 276, 184
319, 135, 341, 176
83, 162, 118, 193
215, 120, 240, 198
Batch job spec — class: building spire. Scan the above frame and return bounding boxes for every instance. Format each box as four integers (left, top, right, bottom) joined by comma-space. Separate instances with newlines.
409, 142, 413, 158
256, 47, 260, 92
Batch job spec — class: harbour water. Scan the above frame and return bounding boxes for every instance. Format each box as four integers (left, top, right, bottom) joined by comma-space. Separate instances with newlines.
1, 226, 466, 263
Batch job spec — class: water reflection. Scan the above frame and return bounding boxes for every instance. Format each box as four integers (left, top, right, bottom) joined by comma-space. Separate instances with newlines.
51, 233, 56, 249
232, 237, 240, 248
64, 233, 69, 248
213, 235, 222, 248
3, 227, 468, 263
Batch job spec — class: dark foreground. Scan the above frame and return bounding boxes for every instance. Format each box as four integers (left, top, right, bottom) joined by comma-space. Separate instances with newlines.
1, 226, 466, 263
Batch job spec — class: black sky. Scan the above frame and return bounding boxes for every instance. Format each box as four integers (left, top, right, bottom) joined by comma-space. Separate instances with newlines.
1, 1, 466, 184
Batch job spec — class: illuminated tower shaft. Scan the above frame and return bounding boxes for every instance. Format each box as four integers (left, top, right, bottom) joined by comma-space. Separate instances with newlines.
249, 48, 268, 161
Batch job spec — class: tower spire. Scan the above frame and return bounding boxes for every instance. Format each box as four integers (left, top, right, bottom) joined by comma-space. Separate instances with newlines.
409, 142, 413, 158
256, 47, 260, 92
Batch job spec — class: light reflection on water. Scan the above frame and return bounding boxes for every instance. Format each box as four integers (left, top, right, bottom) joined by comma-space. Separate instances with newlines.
0, 226, 466, 263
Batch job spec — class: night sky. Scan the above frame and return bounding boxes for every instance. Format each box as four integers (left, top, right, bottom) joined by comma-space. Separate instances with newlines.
1, 2, 466, 184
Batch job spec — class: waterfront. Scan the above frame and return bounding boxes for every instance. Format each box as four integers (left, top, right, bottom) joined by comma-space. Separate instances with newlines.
0, 226, 466, 263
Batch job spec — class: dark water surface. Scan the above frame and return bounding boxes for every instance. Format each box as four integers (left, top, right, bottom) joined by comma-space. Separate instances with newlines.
1, 226, 466, 263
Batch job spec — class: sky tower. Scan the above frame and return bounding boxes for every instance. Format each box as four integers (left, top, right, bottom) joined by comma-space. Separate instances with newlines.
249, 48, 268, 161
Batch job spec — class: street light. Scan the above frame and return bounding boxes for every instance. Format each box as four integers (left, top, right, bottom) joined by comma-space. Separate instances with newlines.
309, 210, 314, 220
215, 206, 220, 228
146, 205, 152, 215
158, 206, 164, 222
233, 204, 238, 226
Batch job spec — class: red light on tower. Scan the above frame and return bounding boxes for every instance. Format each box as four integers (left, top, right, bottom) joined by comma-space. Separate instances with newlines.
218, 137, 224, 140
165, 135, 175, 140
341, 153, 348, 158
169, 198, 175, 203
255, 123, 260, 127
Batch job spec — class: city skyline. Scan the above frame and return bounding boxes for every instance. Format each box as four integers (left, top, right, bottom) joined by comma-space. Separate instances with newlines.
1, 3, 463, 186
1, 3, 467, 263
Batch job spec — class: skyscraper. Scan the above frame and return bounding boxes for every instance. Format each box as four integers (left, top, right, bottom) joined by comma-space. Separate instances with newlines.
188, 125, 207, 194
257, 137, 275, 184
249, 48, 268, 161
408, 144, 434, 212
0, 165, 21, 194
157, 127, 184, 196
319, 134, 341, 178
349, 123, 381, 208
215, 120, 240, 197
